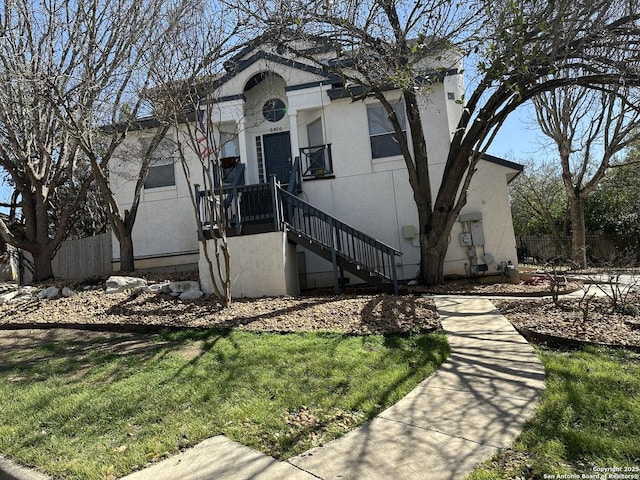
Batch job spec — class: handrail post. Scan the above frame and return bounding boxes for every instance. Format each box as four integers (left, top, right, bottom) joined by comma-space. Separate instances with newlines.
270, 175, 281, 232
234, 185, 241, 235
391, 250, 399, 295
330, 216, 341, 295
194, 184, 202, 239
194, 184, 201, 220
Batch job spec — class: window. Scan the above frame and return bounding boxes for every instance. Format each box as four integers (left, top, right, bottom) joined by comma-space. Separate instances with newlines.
143, 137, 176, 189
367, 102, 406, 159
219, 130, 239, 159
262, 98, 286, 123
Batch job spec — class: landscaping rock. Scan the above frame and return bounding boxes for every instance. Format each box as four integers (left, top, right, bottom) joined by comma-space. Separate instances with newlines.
179, 290, 204, 301
105, 276, 147, 294
168, 281, 201, 295
62, 287, 76, 297
9, 294, 33, 304
0, 290, 19, 304
143, 282, 171, 294
37, 286, 60, 300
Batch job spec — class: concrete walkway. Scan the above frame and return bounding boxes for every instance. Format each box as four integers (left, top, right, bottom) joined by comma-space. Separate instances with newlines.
1, 297, 546, 480
287, 297, 545, 480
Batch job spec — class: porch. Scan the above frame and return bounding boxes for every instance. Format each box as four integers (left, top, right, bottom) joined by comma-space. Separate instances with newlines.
194, 153, 401, 295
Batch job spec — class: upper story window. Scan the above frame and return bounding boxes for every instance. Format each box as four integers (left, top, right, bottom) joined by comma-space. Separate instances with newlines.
367, 101, 407, 159
142, 137, 176, 189
262, 98, 286, 123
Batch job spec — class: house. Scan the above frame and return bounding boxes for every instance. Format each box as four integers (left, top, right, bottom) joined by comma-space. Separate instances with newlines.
110, 38, 523, 297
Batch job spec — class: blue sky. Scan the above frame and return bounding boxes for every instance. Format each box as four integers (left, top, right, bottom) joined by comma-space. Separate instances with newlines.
484, 102, 548, 163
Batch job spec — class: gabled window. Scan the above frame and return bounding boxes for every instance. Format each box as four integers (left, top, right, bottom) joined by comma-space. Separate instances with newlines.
143, 137, 176, 189
367, 101, 407, 159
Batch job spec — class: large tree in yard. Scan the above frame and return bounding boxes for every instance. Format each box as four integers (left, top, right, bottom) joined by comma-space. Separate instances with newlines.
0, 0, 195, 279
233, 0, 640, 284
532, 85, 640, 268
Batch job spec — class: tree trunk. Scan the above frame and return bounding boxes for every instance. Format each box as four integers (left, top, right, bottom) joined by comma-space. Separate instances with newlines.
119, 234, 135, 272
420, 236, 448, 285
417, 204, 450, 285
569, 194, 588, 268
32, 248, 54, 282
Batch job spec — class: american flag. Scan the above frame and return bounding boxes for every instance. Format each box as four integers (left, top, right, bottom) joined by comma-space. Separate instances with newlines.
196, 108, 213, 158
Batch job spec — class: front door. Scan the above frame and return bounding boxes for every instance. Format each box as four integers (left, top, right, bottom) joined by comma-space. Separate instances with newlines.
263, 132, 291, 183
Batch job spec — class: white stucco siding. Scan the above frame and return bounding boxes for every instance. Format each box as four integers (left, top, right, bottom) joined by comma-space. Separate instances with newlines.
323, 99, 373, 178
418, 83, 458, 170
443, 72, 465, 140
110, 126, 206, 263
443, 160, 520, 276
209, 99, 245, 125
199, 232, 299, 298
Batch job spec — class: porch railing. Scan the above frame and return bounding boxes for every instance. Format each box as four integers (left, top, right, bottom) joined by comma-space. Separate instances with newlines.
195, 159, 402, 294
299, 144, 333, 179
278, 185, 401, 294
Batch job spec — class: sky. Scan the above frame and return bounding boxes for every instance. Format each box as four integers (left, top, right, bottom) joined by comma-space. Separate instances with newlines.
485, 103, 547, 162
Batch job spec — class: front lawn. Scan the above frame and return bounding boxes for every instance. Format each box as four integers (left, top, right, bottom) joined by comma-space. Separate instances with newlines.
0, 328, 449, 480
468, 346, 640, 479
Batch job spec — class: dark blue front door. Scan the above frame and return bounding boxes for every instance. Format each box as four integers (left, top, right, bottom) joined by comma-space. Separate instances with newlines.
263, 132, 291, 183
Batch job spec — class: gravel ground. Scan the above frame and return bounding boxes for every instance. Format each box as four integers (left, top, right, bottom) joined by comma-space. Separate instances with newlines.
496, 294, 640, 348
1, 275, 639, 348
0, 288, 440, 335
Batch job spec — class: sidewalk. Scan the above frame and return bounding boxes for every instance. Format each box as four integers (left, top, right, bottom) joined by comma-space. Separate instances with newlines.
287, 297, 545, 479
1, 297, 545, 480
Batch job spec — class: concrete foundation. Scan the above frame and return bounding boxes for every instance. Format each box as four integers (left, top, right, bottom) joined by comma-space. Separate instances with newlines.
199, 231, 299, 298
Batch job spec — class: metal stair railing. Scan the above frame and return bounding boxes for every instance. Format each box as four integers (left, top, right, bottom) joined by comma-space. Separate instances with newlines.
277, 185, 401, 294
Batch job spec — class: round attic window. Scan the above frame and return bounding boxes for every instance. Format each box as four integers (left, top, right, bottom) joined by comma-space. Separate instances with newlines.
262, 98, 286, 122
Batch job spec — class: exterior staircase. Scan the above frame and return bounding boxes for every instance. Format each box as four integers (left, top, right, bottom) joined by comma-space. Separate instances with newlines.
196, 158, 402, 295
277, 187, 401, 294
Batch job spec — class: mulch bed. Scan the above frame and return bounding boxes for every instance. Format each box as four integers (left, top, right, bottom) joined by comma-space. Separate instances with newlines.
495, 294, 640, 349
2, 275, 639, 349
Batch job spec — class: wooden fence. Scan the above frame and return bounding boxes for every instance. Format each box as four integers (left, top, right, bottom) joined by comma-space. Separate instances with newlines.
51, 233, 113, 280
517, 234, 640, 266
20, 233, 113, 283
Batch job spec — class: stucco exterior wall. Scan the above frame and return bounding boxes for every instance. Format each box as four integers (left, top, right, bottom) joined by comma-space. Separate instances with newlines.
110, 125, 204, 269
199, 232, 299, 298
111, 45, 520, 291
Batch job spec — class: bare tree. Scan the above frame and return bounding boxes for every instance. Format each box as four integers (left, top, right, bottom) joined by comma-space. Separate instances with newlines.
143, 4, 244, 305
39, 0, 198, 272
533, 85, 640, 268
510, 160, 569, 243
228, 0, 640, 284
0, 0, 186, 279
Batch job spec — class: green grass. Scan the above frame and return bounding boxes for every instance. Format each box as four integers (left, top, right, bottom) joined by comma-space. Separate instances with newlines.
0, 328, 449, 479
468, 346, 640, 480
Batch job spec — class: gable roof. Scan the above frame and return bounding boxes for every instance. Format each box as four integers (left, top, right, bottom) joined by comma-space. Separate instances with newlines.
480, 154, 523, 183
211, 49, 341, 94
